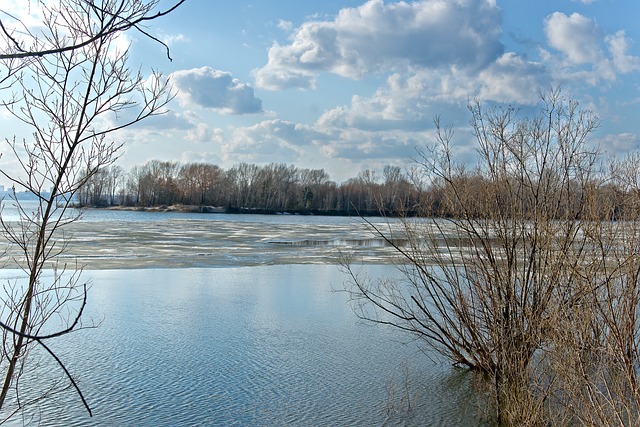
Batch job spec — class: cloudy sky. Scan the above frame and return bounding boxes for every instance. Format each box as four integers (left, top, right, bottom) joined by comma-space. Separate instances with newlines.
6, 0, 640, 183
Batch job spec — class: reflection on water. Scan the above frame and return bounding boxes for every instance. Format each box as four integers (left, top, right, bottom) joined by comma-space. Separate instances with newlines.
1, 265, 485, 426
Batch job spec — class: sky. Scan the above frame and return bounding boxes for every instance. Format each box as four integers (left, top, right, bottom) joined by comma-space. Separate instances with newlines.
5, 0, 640, 184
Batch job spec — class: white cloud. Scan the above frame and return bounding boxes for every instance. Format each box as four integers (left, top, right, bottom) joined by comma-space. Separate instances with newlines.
544, 12, 602, 65
109, 32, 131, 60
318, 128, 428, 160
222, 120, 323, 162
477, 53, 549, 104
277, 20, 293, 31
108, 107, 227, 152
217, 118, 433, 176
543, 12, 640, 84
254, 66, 316, 91
114, 108, 197, 132
180, 151, 224, 166
254, 0, 503, 90
162, 33, 189, 47
171, 67, 263, 114
317, 72, 440, 132
185, 123, 225, 143
598, 133, 640, 154
0, 1, 66, 52
316, 52, 548, 135
606, 31, 640, 74
0, 0, 48, 30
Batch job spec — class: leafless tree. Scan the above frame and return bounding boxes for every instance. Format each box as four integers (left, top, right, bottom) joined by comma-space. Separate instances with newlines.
342, 89, 618, 425
177, 162, 224, 206
227, 162, 260, 209
0, 0, 177, 421
0, 0, 186, 87
132, 160, 180, 206
547, 154, 640, 426
77, 165, 126, 205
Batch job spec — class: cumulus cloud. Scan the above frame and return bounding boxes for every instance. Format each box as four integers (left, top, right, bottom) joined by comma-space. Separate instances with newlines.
185, 123, 225, 143
543, 12, 640, 83
316, 53, 549, 135
476, 53, 548, 104
222, 120, 325, 162
171, 67, 263, 114
317, 72, 439, 132
544, 12, 602, 65
254, 0, 503, 90
606, 31, 640, 73
245, 4, 640, 171
217, 116, 438, 170
220, 120, 446, 179
319, 128, 428, 160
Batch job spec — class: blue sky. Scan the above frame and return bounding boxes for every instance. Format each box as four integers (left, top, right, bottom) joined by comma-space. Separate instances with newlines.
6, 0, 640, 183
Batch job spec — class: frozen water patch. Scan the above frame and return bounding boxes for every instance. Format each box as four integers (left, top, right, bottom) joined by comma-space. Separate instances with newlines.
0, 216, 408, 269
267, 237, 408, 247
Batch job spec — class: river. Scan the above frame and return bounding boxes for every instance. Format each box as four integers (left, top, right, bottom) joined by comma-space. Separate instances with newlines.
0, 201, 485, 426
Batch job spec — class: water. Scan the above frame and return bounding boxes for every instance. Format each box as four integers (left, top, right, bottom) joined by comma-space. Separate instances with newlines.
0, 201, 413, 269
0, 202, 486, 426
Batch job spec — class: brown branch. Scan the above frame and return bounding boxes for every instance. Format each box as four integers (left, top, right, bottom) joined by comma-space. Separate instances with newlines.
0, 0, 186, 61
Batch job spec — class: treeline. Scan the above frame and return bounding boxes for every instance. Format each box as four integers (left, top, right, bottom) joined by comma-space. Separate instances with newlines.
77, 161, 420, 215
77, 158, 640, 219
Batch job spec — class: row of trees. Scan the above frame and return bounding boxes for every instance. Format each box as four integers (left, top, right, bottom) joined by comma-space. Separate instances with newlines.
79, 152, 640, 221
77, 161, 420, 215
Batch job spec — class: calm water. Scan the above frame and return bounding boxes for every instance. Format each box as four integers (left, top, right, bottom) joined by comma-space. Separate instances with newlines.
0, 202, 485, 426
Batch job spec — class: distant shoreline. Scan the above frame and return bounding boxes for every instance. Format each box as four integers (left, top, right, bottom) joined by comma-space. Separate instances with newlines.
96, 204, 226, 214
82, 204, 412, 217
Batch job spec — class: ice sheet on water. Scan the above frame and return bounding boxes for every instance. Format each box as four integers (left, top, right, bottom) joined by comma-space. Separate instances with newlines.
267, 237, 408, 247
0, 214, 408, 269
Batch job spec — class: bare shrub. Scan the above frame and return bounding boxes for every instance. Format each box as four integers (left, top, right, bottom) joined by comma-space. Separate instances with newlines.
340, 89, 640, 425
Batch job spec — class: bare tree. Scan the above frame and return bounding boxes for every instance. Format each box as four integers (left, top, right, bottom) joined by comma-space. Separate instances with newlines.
177, 163, 224, 206
547, 154, 640, 426
342, 89, 608, 424
0, 0, 186, 86
228, 162, 260, 209
299, 168, 331, 210
0, 0, 176, 420
105, 165, 126, 205
77, 165, 126, 205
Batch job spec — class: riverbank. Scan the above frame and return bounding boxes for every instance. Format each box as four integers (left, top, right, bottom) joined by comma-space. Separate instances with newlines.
86, 204, 411, 217
101, 204, 225, 213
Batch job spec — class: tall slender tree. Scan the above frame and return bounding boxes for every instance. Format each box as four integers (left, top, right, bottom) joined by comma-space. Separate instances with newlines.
0, 0, 179, 420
